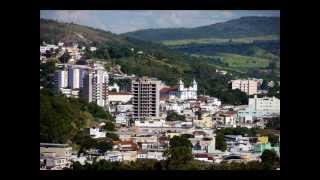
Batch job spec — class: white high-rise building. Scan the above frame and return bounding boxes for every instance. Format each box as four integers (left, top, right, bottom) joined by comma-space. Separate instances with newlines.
54, 64, 108, 103
132, 77, 160, 120
54, 70, 68, 89
66, 64, 90, 89
68, 65, 80, 89
231, 79, 259, 95
177, 79, 197, 100
82, 64, 109, 108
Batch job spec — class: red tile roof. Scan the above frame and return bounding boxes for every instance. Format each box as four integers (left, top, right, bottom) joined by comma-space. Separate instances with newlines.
160, 87, 178, 94
194, 153, 208, 158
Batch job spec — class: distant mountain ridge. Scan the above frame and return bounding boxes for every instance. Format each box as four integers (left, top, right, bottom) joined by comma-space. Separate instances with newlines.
40, 19, 128, 46
122, 16, 280, 42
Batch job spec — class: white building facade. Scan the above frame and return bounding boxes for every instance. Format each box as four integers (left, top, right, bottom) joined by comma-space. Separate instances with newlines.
55, 70, 68, 89
177, 79, 198, 100
238, 95, 280, 118
82, 65, 109, 108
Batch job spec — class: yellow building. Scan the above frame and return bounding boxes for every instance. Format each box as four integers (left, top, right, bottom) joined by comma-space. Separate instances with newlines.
193, 113, 213, 128
167, 132, 180, 139
257, 136, 269, 144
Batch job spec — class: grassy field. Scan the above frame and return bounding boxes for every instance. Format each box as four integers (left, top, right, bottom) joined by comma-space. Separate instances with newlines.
161, 35, 279, 46
191, 53, 271, 72
218, 53, 270, 69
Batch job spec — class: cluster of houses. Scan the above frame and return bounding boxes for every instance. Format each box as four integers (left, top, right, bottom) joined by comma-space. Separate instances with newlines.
40, 125, 280, 169
40, 41, 280, 170
40, 41, 97, 64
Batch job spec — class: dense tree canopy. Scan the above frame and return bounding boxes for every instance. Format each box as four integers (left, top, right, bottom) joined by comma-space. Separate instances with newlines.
261, 150, 280, 170
68, 159, 267, 170
40, 62, 56, 91
40, 89, 113, 144
59, 51, 71, 63
266, 116, 280, 130
164, 136, 193, 169
223, 127, 259, 137
40, 89, 86, 143
215, 130, 227, 151
102, 121, 116, 131
166, 111, 186, 121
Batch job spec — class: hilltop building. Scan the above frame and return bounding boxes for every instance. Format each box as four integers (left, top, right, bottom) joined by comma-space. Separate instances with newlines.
231, 79, 259, 95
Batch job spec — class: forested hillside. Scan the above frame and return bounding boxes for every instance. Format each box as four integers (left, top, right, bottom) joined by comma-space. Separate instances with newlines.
122, 16, 280, 41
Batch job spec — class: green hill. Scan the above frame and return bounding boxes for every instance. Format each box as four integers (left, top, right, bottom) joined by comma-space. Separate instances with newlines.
40, 19, 130, 46
122, 16, 280, 42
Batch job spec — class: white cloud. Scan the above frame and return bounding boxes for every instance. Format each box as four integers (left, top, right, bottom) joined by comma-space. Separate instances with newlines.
40, 10, 280, 34
221, 10, 234, 18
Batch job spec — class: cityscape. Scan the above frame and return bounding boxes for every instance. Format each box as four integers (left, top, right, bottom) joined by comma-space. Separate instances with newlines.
40, 10, 280, 170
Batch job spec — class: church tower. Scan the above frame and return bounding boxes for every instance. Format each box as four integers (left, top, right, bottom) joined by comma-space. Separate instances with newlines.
178, 79, 184, 91
192, 79, 197, 91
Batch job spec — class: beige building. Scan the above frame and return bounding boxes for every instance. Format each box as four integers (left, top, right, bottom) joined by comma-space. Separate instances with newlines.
193, 112, 213, 128
122, 151, 137, 162
231, 79, 259, 95
132, 77, 160, 120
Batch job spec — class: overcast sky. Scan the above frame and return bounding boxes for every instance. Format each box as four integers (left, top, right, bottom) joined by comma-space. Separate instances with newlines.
40, 10, 280, 34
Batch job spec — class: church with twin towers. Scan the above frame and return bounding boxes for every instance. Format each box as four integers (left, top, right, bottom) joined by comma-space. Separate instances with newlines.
176, 79, 198, 100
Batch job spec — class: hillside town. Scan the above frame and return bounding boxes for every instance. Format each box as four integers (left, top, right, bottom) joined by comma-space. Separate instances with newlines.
40, 41, 280, 170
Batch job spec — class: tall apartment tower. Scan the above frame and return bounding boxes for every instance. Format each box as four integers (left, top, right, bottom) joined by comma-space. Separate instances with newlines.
82, 64, 109, 108
132, 77, 160, 120
54, 69, 68, 89
231, 79, 258, 95
68, 65, 80, 89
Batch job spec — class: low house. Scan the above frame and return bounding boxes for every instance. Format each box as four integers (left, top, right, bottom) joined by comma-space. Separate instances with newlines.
40, 143, 72, 170
115, 113, 129, 125
147, 151, 165, 161
137, 150, 148, 159
213, 111, 237, 128
137, 150, 165, 161
134, 134, 158, 144
193, 131, 207, 139
122, 151, 137, 162
190, 136, 216, 154
103, 151, 123, 162
114, 140, 139, 151
160, 87, 179, 100
89, 127, 106, 139
119, 134, 132, 141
